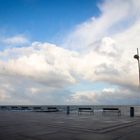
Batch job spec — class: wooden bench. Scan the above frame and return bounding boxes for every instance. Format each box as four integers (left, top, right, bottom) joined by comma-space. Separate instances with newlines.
78, 107, 94, 115
102, 108, 121, 116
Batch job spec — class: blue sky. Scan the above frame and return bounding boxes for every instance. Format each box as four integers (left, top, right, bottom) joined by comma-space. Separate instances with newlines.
0, 0, 140, 105
0, 0, 100, 44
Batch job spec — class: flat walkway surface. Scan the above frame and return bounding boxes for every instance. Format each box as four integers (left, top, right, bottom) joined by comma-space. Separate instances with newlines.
0, 111, 140, 140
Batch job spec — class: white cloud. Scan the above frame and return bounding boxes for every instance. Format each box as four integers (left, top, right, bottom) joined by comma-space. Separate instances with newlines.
63, 0, 140, 104
64, 0, 135, 49
2, 35, 29, 45
0, 42, 78, 88
61, 0, 140, 87
67, 87, 140, 105
63, 0, 140, 50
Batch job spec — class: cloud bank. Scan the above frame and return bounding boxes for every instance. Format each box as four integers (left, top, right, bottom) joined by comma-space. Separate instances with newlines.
0, 0, 140, 105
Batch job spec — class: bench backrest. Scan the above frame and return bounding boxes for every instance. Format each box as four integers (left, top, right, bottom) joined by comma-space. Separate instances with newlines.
33, 107, 42, 110
78, 107, 92, 110
103, 108, 119, 110
48, 107, 58, 110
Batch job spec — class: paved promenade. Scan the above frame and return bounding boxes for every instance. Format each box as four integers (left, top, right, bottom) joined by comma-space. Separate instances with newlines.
0, 111, 140, 140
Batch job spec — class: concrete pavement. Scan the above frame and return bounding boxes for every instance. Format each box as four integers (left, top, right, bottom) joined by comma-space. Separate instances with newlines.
0, 111, 140, 140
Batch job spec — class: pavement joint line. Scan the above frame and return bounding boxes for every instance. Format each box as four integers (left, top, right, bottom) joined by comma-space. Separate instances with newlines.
112, 128, 140, 140
97, 121, 139, 133
34, 120, 140, 134
18, 130, 59, 137
18, 134, 42, 140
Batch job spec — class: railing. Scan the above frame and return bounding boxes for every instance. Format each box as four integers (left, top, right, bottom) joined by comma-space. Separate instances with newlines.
0, 105, 140, 117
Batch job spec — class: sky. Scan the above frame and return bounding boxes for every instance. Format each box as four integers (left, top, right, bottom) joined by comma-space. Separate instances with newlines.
0, 0, 100, 44
0, 0, 140, 105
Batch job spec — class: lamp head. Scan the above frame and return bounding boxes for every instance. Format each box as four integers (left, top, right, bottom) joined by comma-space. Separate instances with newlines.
134, 54, 139, 60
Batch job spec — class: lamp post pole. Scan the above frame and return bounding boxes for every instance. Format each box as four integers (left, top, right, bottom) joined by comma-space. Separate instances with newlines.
134, 48, 140, 87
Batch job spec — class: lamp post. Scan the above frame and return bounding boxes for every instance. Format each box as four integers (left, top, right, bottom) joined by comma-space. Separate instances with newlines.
134, 48, 140, 87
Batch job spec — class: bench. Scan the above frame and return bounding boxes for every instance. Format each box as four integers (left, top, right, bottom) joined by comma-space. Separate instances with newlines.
21, 106, 31, 111
47, 107, 59, 112
33, 107, 42, 111
78, 107, 94, 115
33, 107, 59, 112
0, 106, 9, 110
102, 108, 121, 116
11, 106, 19, 110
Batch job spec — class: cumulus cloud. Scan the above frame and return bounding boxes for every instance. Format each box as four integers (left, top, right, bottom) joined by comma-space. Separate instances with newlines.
0, 0, 140, 105
63, 0, 140, 104
63, 0, 140, 87
0, 42, 79, 104
0, 42, 78, 87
